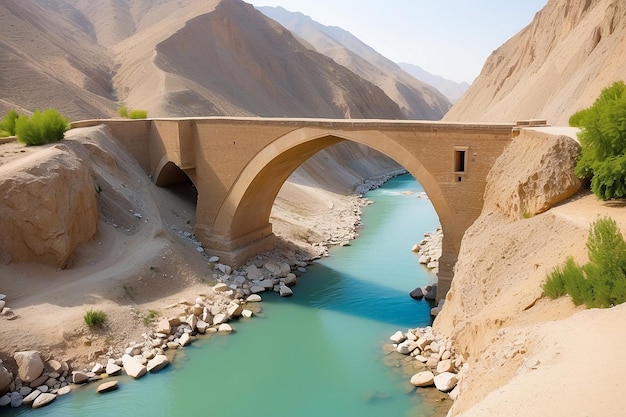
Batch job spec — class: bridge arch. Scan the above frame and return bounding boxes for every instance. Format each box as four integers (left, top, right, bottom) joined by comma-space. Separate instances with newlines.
200, 127, 457, 293
212, 127, 451, 241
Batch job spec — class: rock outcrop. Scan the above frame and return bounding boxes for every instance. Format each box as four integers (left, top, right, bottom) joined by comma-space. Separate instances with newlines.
482, 129, 582, 221
0, 145, 98, 268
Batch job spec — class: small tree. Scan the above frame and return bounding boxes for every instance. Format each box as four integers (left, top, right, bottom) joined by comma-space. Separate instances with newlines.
0, 110, 19, 136
571, 81, 626, 200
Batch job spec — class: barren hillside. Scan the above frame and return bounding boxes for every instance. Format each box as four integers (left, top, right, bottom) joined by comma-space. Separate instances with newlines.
0, 0, 406, 121
445, 0, 626, 125
0, 0, 407, 197
258, 6, 452, 120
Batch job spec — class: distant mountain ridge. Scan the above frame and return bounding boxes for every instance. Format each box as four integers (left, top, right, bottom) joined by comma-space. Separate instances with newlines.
258, 5, 451, 120
398, 63, 470, 103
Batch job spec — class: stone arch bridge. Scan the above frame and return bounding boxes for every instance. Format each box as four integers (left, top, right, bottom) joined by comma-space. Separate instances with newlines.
72, 117, 519, 298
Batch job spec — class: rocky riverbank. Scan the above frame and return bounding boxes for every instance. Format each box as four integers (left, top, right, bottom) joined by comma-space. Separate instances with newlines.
412, 228, 443, 273
384, 325, 465, 416
0, 253, 312, 411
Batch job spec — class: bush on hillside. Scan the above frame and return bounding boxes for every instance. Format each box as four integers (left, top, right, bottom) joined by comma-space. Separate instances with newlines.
15, 108, 69, 146
117, 106, 129, 118
0, 110, 19, 137
84, 309, 107, 328
117, 106, 148, 119
571, 81, 626, 200
543, 217, 626, 308
129, 109, 148, 119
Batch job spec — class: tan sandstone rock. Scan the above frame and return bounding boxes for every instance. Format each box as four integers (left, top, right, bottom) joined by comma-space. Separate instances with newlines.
14, 351, 44, 383
483, 130, 581, 221
0, 145, 98, 267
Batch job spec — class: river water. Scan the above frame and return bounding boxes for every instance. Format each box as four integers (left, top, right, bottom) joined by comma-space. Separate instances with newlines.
7, 174, 441, 417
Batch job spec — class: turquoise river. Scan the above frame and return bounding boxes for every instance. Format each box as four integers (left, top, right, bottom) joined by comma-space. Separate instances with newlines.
7, 174, 441, 417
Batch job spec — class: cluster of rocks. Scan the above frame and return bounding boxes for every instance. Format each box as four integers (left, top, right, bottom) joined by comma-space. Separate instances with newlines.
209, 256, 304, 298
168, 228, 308, 297
1, 351, 78, 409
0, 281, 269, 411
0, 293, 16, 321
389, 326, 467, 399
411, 228, 443, 272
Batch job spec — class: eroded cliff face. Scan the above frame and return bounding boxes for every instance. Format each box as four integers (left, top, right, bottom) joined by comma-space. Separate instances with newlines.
445, 0, 626, 125
433, 129, 587, 414
483, 129, 581, 220
0, 145, 98, 268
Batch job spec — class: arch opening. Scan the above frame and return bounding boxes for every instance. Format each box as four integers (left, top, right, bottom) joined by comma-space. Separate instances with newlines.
154, 160, 199, 222
201, 128, 455, 296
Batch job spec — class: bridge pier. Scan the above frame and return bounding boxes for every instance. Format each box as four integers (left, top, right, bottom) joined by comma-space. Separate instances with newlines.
197, 224, 276, 267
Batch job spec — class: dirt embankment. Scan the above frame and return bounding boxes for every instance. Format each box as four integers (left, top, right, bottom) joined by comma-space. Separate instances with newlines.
434, 128, 626, 416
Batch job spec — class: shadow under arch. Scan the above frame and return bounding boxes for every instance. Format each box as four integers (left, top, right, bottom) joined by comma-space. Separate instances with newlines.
204, 127, 453, 279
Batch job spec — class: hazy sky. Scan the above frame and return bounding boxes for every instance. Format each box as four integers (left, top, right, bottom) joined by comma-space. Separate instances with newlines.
250, 0, 549, 84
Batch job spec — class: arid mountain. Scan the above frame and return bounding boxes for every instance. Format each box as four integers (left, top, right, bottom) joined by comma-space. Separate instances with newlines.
258, 6, 451, 120
0, 0, 116, 119
0, 0, 406, 193
398, 63, 470, 103
0, 0, 406, 120
445, 0, 626, 125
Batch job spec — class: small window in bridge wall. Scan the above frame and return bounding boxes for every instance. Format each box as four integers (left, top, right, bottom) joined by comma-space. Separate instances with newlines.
454, 146, 469, 182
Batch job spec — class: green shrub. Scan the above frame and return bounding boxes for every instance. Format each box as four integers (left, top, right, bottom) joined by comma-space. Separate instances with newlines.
0, 110, 19, 136
117, 106, 129, 118
84, 309, 107, 328
543, 217, 626, 308
15, 109, 69, 146
129, 109, 148, 119
117, 106, 147, 119
571, 81, 626, 200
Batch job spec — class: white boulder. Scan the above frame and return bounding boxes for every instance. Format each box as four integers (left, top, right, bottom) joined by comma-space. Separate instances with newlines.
32, 393, 56, 409
147, 355, 170, 373
389, 331, 406, 344
218, 323, 233, 333
279, 285, 293, 297
433, 372, 458, 392
179, 333, 191, 347
105, 362, 122, 376
246, 294, 262, 302
410, 371, 435, 387
121, 354, 147, 379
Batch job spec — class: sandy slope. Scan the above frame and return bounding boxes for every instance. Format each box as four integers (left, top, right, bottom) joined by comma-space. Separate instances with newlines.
445, 0, 626, 125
